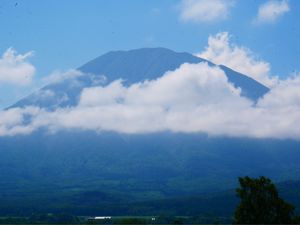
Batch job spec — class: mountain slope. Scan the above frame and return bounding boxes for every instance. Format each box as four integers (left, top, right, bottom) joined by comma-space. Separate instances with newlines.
10, 48, 269, 109
0, 131, 300, 218
0, 132, 300, 205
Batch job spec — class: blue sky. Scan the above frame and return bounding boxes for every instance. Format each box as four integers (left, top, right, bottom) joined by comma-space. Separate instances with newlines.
0, 0, 299, 107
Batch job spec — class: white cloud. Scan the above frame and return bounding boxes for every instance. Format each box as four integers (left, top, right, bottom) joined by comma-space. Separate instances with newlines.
0, 32, 300, 140
80, 80, 126, 107
0, 107, 41, 136
0, 62, 251, 136
1, 61, 300, 139
255, 0, 290, 24
0, 48, 35, 86
178, 0, 234, 23
198, 32, 278, 87
38, 68, 300, 139
258, 75, 300, 108
42, 69, 84, 84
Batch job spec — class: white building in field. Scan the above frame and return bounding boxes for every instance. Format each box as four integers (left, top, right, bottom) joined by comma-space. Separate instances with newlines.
94, 216, 112, 220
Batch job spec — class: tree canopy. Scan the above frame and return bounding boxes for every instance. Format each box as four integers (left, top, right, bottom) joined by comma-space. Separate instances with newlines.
234, 176, 295, 224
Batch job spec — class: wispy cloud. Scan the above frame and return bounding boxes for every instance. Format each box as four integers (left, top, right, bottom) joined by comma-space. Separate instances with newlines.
197, 32, 277, 87
254, 0, 290, 24
42, 69, 84, 85
178, 0, 235, 23
0, 48, 35, 86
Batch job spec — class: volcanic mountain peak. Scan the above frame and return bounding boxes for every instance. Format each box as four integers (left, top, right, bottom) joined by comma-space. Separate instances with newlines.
11, 47, 269, 109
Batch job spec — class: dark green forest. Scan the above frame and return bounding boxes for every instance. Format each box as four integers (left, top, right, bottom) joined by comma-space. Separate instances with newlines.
1, 177, 300, 224
1, 133, 300, 224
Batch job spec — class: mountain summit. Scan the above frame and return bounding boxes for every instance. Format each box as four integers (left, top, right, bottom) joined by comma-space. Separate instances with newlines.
11, 48, 269, 109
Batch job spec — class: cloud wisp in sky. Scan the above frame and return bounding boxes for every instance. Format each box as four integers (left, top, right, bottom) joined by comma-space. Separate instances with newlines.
178, 0, 235, 23
198, 32, 278, 87
254, 0, 290, 24
0, 48, 35, 86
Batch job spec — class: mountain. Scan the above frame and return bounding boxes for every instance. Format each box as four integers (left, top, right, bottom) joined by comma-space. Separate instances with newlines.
1, 47, 299, 217
10, 48, 269, 109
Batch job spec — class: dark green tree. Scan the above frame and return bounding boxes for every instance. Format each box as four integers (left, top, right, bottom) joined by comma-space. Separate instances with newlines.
234, 176, 295, 224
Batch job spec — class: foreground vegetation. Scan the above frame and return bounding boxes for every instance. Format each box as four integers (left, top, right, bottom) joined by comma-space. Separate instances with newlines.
1, 176, 300, 224
234, 176, 299, 224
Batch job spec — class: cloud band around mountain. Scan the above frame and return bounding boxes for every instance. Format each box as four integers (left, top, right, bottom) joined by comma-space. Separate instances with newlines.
1, 32, 300, 139
0, 60, 300, 139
